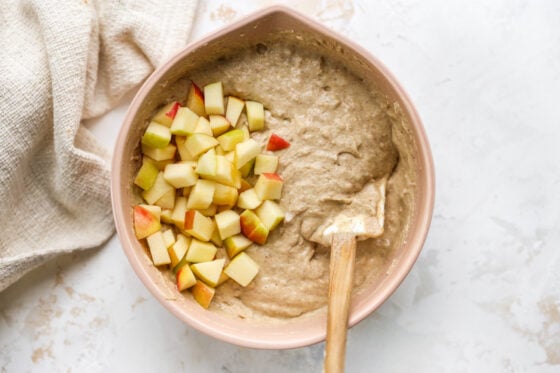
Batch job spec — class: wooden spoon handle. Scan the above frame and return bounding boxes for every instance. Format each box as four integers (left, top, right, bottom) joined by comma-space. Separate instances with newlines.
324, 233, 357, 373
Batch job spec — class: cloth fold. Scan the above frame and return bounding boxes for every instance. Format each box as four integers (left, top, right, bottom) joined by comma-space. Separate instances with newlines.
0, 0, 198, 291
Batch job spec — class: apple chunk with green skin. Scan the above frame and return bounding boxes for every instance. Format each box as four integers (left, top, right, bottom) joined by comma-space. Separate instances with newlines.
214, 210, 241, 240
217, 129, 244, 152
184, 210, 214, 242
255, 200, 285, 231
191, 281, 215, 309
142, 143, 176, 161
186, 179, 216, 210
134, 159, 159, 190
224, 234, 252, 258
176, 265, 196, 291
142, 121, 172, 148
133, 205, 161, 239
225, 96, 245, 126
224, 252, 259, 287
240, 210, 269, 244
185, 133, 219, 158
186, 82, 205, 117
152, 101, 180, 127
254, 154, 278, 175
204, 81, 224, 115
170, 107, 199, 136
254, 173, 284, 200
237, 188, 262, 210
163, 162, 198, 189
191, 258, 225, 287
146, 231, 171, 266
245, 101, 265, 131
235, 139, 261, 169
142, 172, 174, 205
185, 239, 217, 263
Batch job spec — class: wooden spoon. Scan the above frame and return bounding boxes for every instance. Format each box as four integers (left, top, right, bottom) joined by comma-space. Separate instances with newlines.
323, 177, 387, 373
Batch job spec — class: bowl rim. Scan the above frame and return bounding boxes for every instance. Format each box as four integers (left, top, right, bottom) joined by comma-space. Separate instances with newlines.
111, 4, 435, 349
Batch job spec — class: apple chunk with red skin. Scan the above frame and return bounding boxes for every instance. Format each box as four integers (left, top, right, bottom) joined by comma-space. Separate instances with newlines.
176, 265, 196, 291
184, 210, 214, 242
239, 210, 269, 245
254, 173, 284, 201
186, 82, 205, 117
133, 205, 161, 239
152, 101, 180, 127
266, 133, 290, 151
191, 280, 215, 309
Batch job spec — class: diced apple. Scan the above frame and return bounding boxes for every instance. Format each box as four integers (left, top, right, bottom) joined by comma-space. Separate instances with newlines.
142, 172, 174, 204
171, 196, 188, 229
153, 188, 176, 210
152, 101, 181, 127
240, 125, 250, 141
191, 280, 215, 309
213, 183, 238, 206
142, 144, 177, 161
254, 154, 278, 175
195, 148, 217, 177
198, 204, 217, 217
209, 220, 223, 247
225, 96, 244, 126
239, 210, 269, 245
142, 121, 172, 148
139, 204, 161, 221
254, 173, 284, 200
162, 229, 176, 248
239, 158, 255, 178
245, 101, 264, 131
170, 107, 199, 136
134, 159, 159, 190
214, 210, 241, 240
235, 139, 261, 169
186, 239, 217, 263
186, 179, 216, 210
267, 133, 290, 151
237, 188, 262, 210
224, 151, 235, 163
163, 162, 198, 188
146, 231, 171, 266
204, 156, 241, 189
168, 233, 189, 267
217, 271, 230, 286
184, 210, 214, 242
209, 115, 231, 136
176, 265, 196, 291
143, 156, 174, 171
185, 133, 219, 157
217, 129, 244, 152
191, 259, 225, 287
204, 81, 224, 115
160, 209, 173, 224
186, 82, 206, 116
223, 234, 252, 258
133, 205, 161, 239
175, 136, 197, 161
194, 116, 213, 136
255, 200, 285, 231
224, 252, 259, 287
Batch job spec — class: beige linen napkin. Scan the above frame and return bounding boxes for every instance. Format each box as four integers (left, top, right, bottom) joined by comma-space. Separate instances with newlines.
0, 0, 198, 291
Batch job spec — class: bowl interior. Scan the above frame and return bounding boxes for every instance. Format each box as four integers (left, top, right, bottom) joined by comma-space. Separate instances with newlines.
112, 6, 434, 349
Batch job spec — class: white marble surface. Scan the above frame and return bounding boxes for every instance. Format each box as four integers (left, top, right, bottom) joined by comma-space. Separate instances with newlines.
1, 1, 560, 372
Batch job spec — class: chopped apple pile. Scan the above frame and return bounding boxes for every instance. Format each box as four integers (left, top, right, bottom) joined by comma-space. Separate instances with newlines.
132, 81, 291, 309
